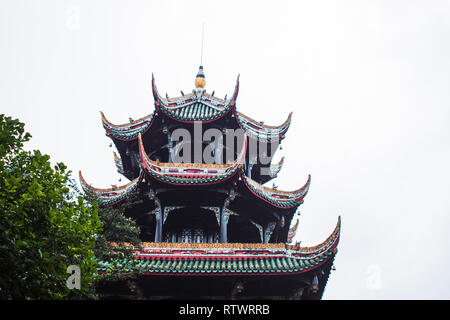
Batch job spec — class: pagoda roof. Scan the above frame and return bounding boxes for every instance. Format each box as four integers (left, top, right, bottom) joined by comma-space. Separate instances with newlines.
97, 217, 340, 276
79, 170, 144, 206
101, 111, 154, 141
241, 174, 310, 209
80, 133, 309, 211
236, 111, 292, 142
101, 108, 291, 145
152, 74, 239, 123
99, 73, 292, 183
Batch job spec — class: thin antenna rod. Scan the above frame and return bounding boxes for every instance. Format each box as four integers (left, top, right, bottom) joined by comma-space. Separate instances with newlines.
200, 22, 205, 66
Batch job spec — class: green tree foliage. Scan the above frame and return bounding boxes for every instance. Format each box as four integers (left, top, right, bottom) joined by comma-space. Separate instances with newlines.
93, 191, 143, 281
0, 114, 102, 299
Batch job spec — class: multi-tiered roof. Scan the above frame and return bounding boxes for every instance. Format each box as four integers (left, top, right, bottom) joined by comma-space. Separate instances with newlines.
80, 67, 340, 299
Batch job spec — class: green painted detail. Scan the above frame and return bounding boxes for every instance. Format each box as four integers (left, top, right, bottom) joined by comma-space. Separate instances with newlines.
164, 102, 228, 121
97, 251, 333, 275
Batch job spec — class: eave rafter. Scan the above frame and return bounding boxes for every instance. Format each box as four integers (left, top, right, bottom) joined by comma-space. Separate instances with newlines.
79, 170, 143, 206
138, 132, 247, 185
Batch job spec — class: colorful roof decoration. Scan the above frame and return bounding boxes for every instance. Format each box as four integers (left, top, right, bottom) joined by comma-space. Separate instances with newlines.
97, 217, 340, 276
100, 73, 290, 149
82, 132, 310, 210
101, 111, 154, 141
79, 170, 144, 206
152, 74, 239, 123
98, 250, 334, 276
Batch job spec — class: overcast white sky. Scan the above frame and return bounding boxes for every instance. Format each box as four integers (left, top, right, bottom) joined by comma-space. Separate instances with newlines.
1, 0, 450, 299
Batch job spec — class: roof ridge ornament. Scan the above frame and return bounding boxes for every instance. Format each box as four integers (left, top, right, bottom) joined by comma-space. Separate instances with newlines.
195, 65, 206, 91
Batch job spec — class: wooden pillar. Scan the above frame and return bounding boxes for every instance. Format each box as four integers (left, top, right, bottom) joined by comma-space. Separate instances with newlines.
167, 131, 173, 163
155, 210, 162, 242
220, 209, 228, 243
149, 192, 162, 243
220, 189, 235, 243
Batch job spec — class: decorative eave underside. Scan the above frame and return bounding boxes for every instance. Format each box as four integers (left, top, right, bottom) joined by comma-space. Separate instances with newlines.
79, 170, 143, 206
101, 111, 154, 141
152, 74, 239, 122
97, 217, 340, 276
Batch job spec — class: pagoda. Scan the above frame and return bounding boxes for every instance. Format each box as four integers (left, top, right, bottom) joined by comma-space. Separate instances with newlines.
80, 66, 340, 300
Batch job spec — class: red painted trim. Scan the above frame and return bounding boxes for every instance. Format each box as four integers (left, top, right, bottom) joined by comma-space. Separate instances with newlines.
143, 166, 239, 187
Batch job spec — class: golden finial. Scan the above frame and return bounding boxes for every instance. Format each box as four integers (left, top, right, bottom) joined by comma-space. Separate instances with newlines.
195, 66, 206, 89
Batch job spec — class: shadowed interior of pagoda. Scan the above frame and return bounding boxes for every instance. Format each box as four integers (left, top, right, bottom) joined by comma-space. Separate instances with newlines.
163, 208, 219, 243
227, 215, 261, 243
120, 187, 289, 244
116, 183, 293, 243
